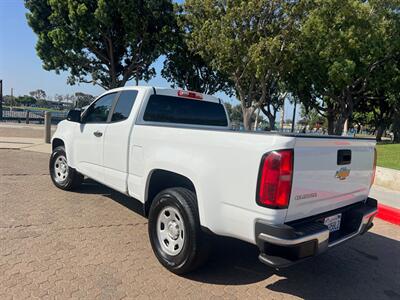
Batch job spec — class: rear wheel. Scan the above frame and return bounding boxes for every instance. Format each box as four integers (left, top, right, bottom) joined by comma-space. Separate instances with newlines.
148, 187, 210, 274
49, 146, 83, 190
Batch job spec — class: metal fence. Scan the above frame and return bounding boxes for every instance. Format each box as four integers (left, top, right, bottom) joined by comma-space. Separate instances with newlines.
1, 109, 68, 125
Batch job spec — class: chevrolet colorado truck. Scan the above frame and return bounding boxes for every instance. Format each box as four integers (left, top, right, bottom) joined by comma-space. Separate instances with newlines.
50, 86, 378, 274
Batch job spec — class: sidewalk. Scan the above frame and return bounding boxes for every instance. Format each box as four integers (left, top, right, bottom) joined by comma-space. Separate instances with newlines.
0, 136, 51, 154
0, 122, 56, 138
370, 185, 400, 209
0, 123, 53, 153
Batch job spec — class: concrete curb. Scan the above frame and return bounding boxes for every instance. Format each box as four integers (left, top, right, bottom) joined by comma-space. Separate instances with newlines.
377, 204, 400, 226
375, 166, 400, 192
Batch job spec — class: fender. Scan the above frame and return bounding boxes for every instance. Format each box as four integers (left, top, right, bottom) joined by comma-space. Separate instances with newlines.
51, 120, 79, 169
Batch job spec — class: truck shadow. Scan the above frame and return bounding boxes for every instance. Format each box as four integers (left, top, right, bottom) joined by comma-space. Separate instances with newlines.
72, 179, 146, 216
74, 181, 400, 299
187, 231, 400, 299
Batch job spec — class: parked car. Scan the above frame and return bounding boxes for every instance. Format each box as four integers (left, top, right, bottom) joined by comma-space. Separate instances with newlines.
50, 86, 378, 274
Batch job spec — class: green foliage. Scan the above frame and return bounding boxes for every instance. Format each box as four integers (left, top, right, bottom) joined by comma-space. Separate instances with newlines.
288, 0, 400, 135
3, 95, 15, 106
16, 95, 37, 106
224, 103, 244, 124
184, 0, 298, 130
225, 102, 267, 129
25, 0, 175, 89
161, 4, 232, 94
299, 105, 327, 128
23, 0, 400, 136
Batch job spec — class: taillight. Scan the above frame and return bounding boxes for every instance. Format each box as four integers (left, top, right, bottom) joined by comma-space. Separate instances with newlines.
370, 148, 377, 187
257, 149, 294, 209
177, 90, 203, 100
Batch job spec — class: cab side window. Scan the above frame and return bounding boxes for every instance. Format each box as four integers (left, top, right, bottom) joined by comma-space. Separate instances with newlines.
111, 90, 138, 122
82, 93, 116, 123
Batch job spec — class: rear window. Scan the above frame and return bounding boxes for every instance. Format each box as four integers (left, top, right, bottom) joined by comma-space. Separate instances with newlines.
143, 95, 228, 127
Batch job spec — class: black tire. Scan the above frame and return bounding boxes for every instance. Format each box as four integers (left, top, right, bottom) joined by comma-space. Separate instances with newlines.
49, 146, 83, 190
148, 187, 210, 274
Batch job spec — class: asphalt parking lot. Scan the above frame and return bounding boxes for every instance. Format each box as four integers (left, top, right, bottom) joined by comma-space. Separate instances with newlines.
1, 148, 399, 299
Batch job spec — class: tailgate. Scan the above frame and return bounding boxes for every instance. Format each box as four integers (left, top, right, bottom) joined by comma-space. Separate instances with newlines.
285, 137, 376, 222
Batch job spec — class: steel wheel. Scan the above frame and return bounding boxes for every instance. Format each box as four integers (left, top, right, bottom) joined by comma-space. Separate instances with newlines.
53, 155, 69, 183
156, 206, 185, 256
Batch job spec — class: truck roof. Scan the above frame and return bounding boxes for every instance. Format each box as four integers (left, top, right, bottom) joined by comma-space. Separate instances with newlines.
100, 86, 221, 104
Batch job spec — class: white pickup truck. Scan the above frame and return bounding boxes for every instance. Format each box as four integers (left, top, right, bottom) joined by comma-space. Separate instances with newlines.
50, 86, 378, 274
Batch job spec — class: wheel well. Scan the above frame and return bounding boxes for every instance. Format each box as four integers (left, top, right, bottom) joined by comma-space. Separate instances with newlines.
52, 138, 64, 150
145, 169, 196, 217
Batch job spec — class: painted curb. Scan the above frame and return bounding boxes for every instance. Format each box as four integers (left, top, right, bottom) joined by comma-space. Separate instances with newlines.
376, 204, 400, 226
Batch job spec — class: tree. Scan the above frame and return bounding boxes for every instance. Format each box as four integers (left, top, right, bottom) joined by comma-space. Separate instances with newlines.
29, 89, 46, 100
224, 103, 244, 125
299, 104, 327, 129
352, 21, 400, 141
54, 94, 73, 109
392, 107, 400, 142
25, 0, 175, 89
16, 95, 36, 106
184, 0, 299, 130
225, 102, 267, 129
3, 95, 14, 106
161, 4, 232, 94
288, 0, 400, 135
353, 91, 399, 140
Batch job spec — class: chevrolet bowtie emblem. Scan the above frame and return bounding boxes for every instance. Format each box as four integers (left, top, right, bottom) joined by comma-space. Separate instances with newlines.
335, 167, 350, 180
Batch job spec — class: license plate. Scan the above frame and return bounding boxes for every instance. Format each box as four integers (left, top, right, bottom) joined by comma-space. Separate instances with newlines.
324, 213, 342, 232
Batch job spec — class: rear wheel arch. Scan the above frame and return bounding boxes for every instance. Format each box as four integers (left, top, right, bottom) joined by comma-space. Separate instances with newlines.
145, 169, 197, 217
147, 187, 210, 274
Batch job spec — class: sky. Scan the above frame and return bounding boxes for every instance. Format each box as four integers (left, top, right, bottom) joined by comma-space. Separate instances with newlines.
0, 0, 298, 122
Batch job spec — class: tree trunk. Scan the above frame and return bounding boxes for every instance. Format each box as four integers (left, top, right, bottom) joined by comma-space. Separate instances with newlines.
254, 108, 260, 131
391, 109, 400, 143
267, 114, 276, 131
327, 114, 334, 135
135, 72, 139, 86
333, 117, 346, 136
376, 125, 385, 142
333, 108, 352, 136
242, 108, 253, 131
261, 107, 276, 131
393, 130, 400, 143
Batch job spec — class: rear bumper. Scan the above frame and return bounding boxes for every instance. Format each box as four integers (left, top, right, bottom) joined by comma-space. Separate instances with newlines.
255, 198, 378, 268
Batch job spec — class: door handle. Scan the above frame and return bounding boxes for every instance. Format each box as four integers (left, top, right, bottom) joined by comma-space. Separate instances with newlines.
337, 149, 351, 165
93, 131, 103, 137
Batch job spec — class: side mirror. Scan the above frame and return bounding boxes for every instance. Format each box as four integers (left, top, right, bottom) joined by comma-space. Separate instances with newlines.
67, 109, 81, 123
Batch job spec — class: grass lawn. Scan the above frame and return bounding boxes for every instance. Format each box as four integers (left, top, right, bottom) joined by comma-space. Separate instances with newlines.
376, 143, 400, 170
3, 105, 65, 113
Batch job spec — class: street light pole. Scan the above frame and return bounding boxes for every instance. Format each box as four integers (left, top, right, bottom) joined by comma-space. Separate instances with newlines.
11, 87, 13, 108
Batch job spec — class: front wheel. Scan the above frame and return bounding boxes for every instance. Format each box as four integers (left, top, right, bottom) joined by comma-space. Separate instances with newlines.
148, 188, 210, 274
49, 146, 83, 190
